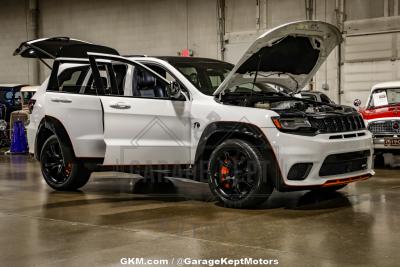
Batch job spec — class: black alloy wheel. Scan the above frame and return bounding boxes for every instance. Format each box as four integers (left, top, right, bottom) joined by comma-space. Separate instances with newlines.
208, 139, 273, 208
40, 135, 91, 190
41, 138, 71, 184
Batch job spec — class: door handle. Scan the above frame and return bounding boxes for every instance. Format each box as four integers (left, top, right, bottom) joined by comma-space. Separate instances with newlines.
51, 97, 72, 103
109, 102, 131, 109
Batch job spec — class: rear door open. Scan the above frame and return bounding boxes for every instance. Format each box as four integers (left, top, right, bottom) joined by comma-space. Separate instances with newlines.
14, 37, 121, 158
88, 53, 192, 165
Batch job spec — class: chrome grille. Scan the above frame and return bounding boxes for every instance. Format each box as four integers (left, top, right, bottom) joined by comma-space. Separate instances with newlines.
368, 120, 400, 135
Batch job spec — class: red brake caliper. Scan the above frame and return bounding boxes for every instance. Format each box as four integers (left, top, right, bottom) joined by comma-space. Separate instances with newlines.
65, 162, 72, 176
220, 160, 232, 189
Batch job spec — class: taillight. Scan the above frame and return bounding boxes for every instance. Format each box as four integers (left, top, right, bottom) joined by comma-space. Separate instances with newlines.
28, 99, 36, 114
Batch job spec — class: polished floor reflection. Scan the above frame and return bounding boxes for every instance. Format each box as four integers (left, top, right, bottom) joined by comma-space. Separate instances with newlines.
0, 155, 399, 266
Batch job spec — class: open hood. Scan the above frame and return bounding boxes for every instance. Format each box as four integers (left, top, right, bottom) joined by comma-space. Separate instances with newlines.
14, 37, 119, 59
214, 21, 342, 95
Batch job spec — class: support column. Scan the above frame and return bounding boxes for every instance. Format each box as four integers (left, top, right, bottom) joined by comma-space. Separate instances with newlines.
217, 0, 225, 61
27, 0, 39, 85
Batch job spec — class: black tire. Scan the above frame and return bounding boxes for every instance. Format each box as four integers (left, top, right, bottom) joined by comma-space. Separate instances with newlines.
374, 154, 384, 168
208, 139, 274, 208
40, 135, 91, 190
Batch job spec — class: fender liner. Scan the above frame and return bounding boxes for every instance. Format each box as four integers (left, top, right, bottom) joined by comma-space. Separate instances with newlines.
193, 121, 282, 186
35, 116, 75, 161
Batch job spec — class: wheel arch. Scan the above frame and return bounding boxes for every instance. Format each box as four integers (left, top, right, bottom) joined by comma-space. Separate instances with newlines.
193, 122, 281, 185
35, 116, 75, 161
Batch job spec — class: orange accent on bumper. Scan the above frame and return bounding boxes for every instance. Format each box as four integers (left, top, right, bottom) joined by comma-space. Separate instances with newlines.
322, 173, 372, 187
272, 118, 282, 129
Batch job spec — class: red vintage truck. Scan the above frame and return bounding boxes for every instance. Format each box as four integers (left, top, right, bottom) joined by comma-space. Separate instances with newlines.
355, 82, 400, 155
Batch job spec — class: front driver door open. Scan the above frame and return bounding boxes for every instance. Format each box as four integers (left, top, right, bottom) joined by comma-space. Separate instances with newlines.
89, 54, 191, 166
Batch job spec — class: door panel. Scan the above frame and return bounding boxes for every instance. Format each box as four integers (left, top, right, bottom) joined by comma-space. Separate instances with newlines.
100, 96, 191, 165
87, 54, 192, 166
45, 92, 105, 157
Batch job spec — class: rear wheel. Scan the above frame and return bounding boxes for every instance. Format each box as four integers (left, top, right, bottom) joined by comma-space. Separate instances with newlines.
40, 135, 91, 190
208, 139, 274, 208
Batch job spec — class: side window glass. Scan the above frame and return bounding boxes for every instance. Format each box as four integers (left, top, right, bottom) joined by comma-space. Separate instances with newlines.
144, 63, 188, 100
83, 66, 109, 96
178, 66, 201, 88
132, 67, 168, 98
112, 64, 128, 95
205, 68, 228, 90
51, 65, 90, 93
87, 62, 128, 97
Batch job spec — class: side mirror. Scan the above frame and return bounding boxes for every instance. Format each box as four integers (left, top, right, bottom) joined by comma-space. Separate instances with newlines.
353, 99, 361, 107
168, 81, 182, 99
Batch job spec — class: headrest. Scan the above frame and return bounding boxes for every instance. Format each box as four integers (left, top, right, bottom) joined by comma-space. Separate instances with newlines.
137, 70, 155, 88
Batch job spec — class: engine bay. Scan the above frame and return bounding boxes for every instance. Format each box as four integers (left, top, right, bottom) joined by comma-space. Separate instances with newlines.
219, 92, 353, 116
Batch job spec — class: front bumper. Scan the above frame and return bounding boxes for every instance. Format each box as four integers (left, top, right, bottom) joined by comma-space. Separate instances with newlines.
261, 128, 375, 188
373, 137, 400, 150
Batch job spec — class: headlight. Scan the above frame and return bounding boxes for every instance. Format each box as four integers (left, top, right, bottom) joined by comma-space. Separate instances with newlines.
272, 117, 312, 131
0, 120, 7, 131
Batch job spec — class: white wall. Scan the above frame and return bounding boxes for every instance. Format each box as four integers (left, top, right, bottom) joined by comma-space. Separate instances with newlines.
0, 0, 219, 83
223, 0, 341, 102
0, 0, 32, 84
0, 0, 399, 106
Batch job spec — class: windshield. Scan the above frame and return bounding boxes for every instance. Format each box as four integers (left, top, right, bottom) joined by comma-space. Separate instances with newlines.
368, 88, 400, 108
171, 61, 233, 95
301, 93, 317, 101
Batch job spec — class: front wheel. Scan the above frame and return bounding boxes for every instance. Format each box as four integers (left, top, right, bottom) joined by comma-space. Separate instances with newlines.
208, 139, 274, 208
40, 135, 91, 190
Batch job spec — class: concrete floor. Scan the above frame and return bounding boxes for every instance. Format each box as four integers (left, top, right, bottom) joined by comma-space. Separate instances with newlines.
0, 155, 399, 267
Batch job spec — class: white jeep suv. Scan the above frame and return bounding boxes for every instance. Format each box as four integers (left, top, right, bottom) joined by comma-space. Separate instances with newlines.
15, 21, 374, 208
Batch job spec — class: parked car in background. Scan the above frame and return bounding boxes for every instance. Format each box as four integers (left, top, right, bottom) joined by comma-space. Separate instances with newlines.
0, 84, 25, 120
356, 82, 400, 154
0, 102, 8, 147
301, 90, 357, 113
300, 91, 335, 104
0, 84, 26, 147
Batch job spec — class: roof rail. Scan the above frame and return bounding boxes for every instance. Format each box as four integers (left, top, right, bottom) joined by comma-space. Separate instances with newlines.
123, 54, 148, 57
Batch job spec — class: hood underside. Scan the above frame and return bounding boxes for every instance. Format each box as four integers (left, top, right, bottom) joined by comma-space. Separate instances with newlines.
214, 21, 342, 95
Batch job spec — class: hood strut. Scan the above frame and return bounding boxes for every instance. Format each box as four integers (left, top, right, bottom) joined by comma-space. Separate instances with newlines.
250, 51, 263, 98
38, 58, 52, 70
